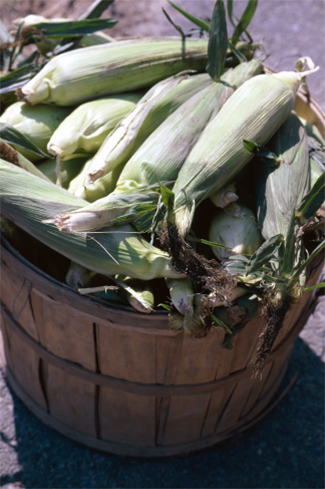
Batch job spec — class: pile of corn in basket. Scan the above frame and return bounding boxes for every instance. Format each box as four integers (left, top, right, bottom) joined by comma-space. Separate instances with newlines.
1, 0, 324, 378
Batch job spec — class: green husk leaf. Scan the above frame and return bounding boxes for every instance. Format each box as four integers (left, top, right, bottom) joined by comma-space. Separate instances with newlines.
245, 234, 284, 275
158, 303, 172, 311
78, 0, 116, 20
27, 18, 117, 40
302, 282, 325, 292
0, 64, 39, 94
168, 1, 210, 32
296, 172, 325, 221
227, 0, 236, 28
113, 277, 154, 312
243, 139, 280, 161
211, 313, 232, 334
185, 234, 231, 249
160, 183, 175, 214
206, 0, 228, 81
288, 240, 325, 285
231, 0, 258, 46
280, 206, 298, 276
0, 122, 48, 158
227, 40, 247, 63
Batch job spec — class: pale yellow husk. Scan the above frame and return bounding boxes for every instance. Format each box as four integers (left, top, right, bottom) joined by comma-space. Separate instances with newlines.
54, 59, 263, 233
0, 101, 71, 161
48, 92, 142, 160
172, 68, 318, 236
0, 159, 185, 281
17, 38, 209, 106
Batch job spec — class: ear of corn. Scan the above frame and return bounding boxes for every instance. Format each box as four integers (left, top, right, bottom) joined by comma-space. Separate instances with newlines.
172, 69, 316, 236
165, 277, 194, 316
0, 159, 184, 280
209, 181, 238, 208
17, 38, 210, 106
208, 204, 264, 261
65, 261, 97, 288
47, 93, 143, 160
54, 59, 263, 233
115, 275, 154, 314
0, 101, 71, 161
68, 156, 123, 203
85, 72, 213, 185
255, 112, 310, 240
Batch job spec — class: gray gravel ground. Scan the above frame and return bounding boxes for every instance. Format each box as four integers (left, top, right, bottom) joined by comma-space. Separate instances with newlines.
0, 1, 325, 488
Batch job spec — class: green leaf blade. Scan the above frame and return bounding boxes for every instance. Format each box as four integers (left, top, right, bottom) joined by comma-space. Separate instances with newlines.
31, 18, 117, 40
280, 206, 298, 277
168, 1, 210, 32
231, 0, 258, 46
211, 313, 232, 334
0, 122, 48, 159
206, 0, 228, 81
78, 0, 116, 20
245, 234, 284, 275
296, 172, 325, 221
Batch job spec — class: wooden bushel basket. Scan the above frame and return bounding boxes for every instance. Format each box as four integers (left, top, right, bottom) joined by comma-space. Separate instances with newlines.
0, 92, 324, 458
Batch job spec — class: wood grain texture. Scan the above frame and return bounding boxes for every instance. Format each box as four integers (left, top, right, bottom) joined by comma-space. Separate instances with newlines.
99, 388, 156, 446
1, 312, 47, 410
1, 255, 39, 341
45, 364, 97, 437
36, 301, 96, 371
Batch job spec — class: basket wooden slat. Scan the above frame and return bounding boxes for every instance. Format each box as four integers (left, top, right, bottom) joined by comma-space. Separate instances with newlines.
0, 237, 323, 456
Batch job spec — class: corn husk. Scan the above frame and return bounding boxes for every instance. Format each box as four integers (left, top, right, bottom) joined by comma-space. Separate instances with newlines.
300, 117, 325, 187
65, 261, 97, 288
210, 182, 238, 208
17, 38, 210, 106
0, 101, 71, 161
0, 159, 185, 281
48, 93, 143, 160
73, 31, 114, 48
68, 156, 122, 202
54, 59, 263, 233
38, 156, 89, 189
115, 275, 154, 314
172, 68, 318, 236
85, 72, 213, 185
310, 157, 324, 188
208, 204, 264, 261
300, 117, 325, 146
255, 112, 310, 239
165, 277, 194, 316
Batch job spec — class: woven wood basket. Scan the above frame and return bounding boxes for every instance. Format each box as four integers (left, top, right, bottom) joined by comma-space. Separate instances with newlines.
0, 91, 324, 458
